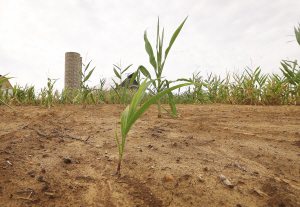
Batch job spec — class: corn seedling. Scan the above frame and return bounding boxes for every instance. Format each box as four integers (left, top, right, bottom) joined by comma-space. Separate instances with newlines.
115, 78, 203, 176
112, 62, 139, 106
23, 86, 36, 105
280, 60, 300, 104
58, 87, 71, 105
94, 78, 107, 104
74, 60, 96, 108
263, 74, 287, 105
139, 16, 188, 117
42, 78, 57, 108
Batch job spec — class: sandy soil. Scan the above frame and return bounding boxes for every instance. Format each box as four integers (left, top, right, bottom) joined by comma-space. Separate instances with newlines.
0, 104, 300, 207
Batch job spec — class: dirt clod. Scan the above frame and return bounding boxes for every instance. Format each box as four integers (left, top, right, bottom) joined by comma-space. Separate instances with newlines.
163, 173, 174, 182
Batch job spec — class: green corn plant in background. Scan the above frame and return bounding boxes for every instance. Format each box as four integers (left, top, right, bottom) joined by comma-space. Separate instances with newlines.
263, 74, 287, 105
95, 78, 107, 104
139, 16, 188, 117
0, 74, 17, 111
112, 62, 139, 106
42, 78, 57, 108
115, 78, 203, 176
74, 60, 96, 108
280, 23, 300, 104
10, 85, 26, 104
242, 67, 268, 105
24, 86, 36, 105
59, 87, 71, 105
204, 73, 225, 103
113, 61, 133, 85
280, 60, 300, 104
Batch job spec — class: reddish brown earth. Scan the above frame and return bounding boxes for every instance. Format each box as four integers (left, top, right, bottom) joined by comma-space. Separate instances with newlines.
0, 104, 300, 207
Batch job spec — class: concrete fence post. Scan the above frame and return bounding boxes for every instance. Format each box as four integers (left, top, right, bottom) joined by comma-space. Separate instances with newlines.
65, 52, 82, 91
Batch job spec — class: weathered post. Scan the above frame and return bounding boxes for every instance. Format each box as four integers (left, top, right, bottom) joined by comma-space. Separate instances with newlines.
65, 52, 82, 91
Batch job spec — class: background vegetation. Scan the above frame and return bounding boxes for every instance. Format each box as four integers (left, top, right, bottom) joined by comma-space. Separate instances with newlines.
1, 23, 299, 108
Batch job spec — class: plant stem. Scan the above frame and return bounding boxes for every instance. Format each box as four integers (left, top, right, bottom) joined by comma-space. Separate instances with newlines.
158, 99, 162, 118
117, 160, 121, 177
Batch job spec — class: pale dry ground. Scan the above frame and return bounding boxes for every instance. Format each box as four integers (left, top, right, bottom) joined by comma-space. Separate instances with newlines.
0, 104, 300, 207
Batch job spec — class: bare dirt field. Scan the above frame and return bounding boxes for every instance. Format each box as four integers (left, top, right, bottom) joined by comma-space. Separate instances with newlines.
0, 104, 300, 207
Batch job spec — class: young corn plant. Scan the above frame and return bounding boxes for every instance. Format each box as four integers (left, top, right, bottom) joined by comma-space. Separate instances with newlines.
42, 78, 57, 108
112, 62, 138, 106
138, 16, 188, 117
59, 87, 71, 105
95, 78, 107, 104
0, 74, 17, 111
115, 79, 202, 176
74, 60, 96, 108
280, 60, 300, 104
24, 86, 36, 105
263, 74, 287, 105
280, 23, 300, 104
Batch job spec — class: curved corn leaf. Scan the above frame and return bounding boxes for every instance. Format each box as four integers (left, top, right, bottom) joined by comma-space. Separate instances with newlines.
161, 91, 177, 116
162, 16, 188, 69
83, 67, 95, 83
0, 99, 17, 111
138, 65, 151, 79
144, 30, 157, 71
84, 61, 91, 72
295, 23, 300, 46
121, 64, 133, 75
125, 81, 200, 134
113, 68, 121, 80
121, 106, 129, 153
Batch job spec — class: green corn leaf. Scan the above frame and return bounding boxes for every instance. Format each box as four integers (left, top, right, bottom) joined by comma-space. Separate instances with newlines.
144, 30, 157, 71
83, 67, 95, 83
113, 68, 121, 79
121, 106, 129, 151
127, 79, 153, 120
0, 99, 17, 111
121, 64, 133, 75
0, 76, 10, 85
112, 79, 120, 89
162, 16, 188, 69
295, 24, 300, 46
90, 93, 96, 105
128, 71, 139, 88
164, 80, 177, 116
125, 81, 201, 134
161, 92, 177, 116
115, 128, 122, 157
85, 61, 91, 72
177, 78, 193, 82
138, 65, 151, 79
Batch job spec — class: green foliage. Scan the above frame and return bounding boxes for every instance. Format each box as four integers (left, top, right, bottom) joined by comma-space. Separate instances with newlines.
42, 78, 57, 108
74, 60, 96, 108
280, 60, 300, 104
58, 87, 71, 105
111, 62, 139, 106
139, 16, 188, 117
115, 78, 202, 176
294, 23, 300, 46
